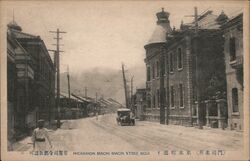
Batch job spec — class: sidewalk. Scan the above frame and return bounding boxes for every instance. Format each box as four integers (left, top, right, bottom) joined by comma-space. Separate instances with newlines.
12, 136, 33, 151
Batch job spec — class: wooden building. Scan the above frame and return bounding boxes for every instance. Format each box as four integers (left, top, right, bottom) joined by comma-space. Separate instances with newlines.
7, 21, 55, 136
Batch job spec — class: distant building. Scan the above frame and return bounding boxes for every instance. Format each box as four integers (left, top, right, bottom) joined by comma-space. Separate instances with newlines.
221, 13, 243, 131
7, 20, 55, 137
59, 93, 89, 119
144, 9, 228, 127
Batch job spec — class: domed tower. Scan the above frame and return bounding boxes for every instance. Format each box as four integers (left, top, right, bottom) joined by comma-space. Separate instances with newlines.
146, 8, 172, 46
144, 8, 172, 117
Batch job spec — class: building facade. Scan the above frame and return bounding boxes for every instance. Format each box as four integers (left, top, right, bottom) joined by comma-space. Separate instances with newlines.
7, 26, 18, 145
221, 13, 243, 131
7, 21, 55, 138
144, 9, 228, 127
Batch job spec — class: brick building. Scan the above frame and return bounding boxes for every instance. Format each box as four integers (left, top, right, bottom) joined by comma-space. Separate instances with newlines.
144, 9, 228, 127
221, 13, 243, 131
144, 8, 172, 122
7, 21, 55, 137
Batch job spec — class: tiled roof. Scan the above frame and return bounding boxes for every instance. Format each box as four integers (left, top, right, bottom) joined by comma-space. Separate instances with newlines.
10, 29, 38, 39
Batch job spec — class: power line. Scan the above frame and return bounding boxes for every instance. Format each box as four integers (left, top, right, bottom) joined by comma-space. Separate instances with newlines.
49, 28, 66, 128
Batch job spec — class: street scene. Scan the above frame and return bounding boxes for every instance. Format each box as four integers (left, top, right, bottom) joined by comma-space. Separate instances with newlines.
13, 114, 243, 152
2, 1, 248, 160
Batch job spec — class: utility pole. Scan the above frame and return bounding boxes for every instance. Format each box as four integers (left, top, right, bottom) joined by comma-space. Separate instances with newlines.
25, 43, 29, 127
194, 7, 198, 35
184, 6, 201, 127
165, 49, 170, 125
49, 28, 66, 128
130, 76, 134, 110
159, 47, 166, 125
194, 7, 202, 128
130, 76, 134, 109
122, 63, 128, 108
67, 65, 71, 108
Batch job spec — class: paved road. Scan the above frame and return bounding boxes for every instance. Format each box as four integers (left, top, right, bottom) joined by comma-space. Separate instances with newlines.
14, 113, 243, 152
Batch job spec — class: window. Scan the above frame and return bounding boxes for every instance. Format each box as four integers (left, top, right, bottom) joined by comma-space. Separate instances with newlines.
177, 48, 183, 69
147, 98, 151, 108
232, 88, 239, 112
169, 52, 174, 72
170, 86, 175, 108
147, 66, 151, 81
165, 55, 168, 74
156, 61, 160, 77
157, 89, 160, 107
229, 37, 236, 61
152, 63, 155, 79
179, 84, 184, 107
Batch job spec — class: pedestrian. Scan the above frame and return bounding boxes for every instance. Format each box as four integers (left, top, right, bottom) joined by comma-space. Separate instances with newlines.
31, 119, 52, 151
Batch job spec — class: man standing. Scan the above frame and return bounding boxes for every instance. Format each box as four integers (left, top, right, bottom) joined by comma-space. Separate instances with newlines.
31, 119, 52, 151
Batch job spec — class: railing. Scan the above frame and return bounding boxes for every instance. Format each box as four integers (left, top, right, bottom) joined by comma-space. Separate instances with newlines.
230, 55, 243, 69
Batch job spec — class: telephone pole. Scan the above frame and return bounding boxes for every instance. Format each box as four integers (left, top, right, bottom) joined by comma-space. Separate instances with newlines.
49, 28, 66, 128
194, 7, 201, 128
122, 63, 128, 108
130, 76, 134, 109
185, 6, 200, 127
159, 47, 166, 125
67, 65, 71, 107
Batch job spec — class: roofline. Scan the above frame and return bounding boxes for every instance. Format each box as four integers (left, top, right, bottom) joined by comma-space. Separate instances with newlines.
144, 42, 165, 49
221, 13, 243, 30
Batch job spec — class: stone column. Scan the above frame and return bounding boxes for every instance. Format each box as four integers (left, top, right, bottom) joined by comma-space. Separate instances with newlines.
216, 99, 226, 129
195, 101, 199, 125
204, 100, 210, 126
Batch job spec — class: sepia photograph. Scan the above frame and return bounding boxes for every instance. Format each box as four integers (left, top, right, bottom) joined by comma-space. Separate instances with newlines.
0, 0, 249, 161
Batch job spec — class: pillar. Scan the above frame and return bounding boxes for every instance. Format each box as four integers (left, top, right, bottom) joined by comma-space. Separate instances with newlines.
204, 100, 210, 126
216, 99, 226, 129
195, 101, 199, 125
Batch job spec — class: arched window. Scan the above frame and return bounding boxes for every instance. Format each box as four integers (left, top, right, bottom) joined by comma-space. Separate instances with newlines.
147, 66, 151, 81
169, 52, 174, 72
156, 61, 160, 77
177, 48, 183, 69
179, 84, 184, 107
170, 86, 175, 108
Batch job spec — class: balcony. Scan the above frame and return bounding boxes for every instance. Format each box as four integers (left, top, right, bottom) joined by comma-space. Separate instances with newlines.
230, 55, 243, 69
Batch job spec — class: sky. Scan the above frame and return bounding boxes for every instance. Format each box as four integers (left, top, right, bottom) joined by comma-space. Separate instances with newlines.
1, 1, 245, 74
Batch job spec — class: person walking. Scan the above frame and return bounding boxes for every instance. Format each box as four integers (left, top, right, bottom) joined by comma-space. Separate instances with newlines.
31, 119, 52, 151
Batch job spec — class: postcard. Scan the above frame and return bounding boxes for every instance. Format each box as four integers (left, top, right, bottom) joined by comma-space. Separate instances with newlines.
0, 0, 249, 161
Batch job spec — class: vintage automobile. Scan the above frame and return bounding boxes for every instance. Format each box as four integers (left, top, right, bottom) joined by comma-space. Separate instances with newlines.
116, 108, 135, 126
